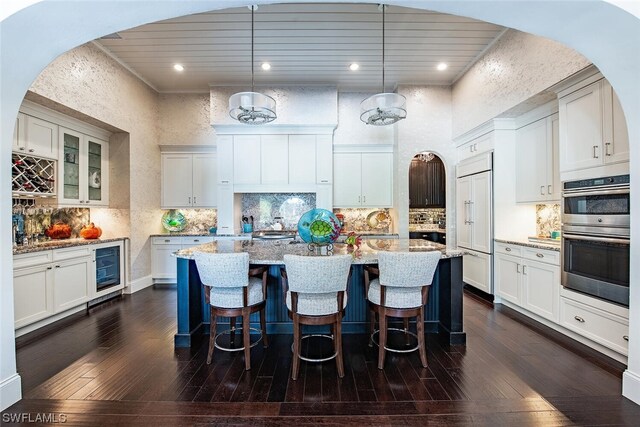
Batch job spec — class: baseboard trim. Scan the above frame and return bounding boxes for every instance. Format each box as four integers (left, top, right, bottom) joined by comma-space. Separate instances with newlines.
623, 370, 640, 404
126, 274, 153, 294
0, 373, 22, 411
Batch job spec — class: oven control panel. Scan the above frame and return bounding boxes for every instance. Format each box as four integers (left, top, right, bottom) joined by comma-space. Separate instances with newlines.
563, 174, 629, 190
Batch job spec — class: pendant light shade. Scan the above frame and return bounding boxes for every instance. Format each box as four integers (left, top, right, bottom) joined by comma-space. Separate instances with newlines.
360, 4, 406, 126
229, 5, 276, 125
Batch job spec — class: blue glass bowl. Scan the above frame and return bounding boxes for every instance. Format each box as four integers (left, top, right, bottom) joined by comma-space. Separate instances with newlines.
161, 209, 187, 232
297, 208, 342, 245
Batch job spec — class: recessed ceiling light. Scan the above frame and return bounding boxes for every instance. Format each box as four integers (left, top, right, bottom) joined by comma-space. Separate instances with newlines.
349, 63, 360, 71
437, 63, 448, 71
261, 62, 271, 71
173, 64, 184, 72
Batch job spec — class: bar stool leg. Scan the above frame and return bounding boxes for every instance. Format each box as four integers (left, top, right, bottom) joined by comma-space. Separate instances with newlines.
403, 317, 411, 346
417, 307, 427, 368
292, 315, 301, 380
229, 317, 236, 346
368, 308, 376, 347
260, 308, 269, 348
207, 307, 217, 365
335, 319, 345, 378
242, 309, 251, 370
378, 309, 388, 369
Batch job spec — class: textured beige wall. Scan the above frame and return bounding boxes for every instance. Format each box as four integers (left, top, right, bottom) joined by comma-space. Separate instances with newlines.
452, 29, 591, 138
396, 86, 454, 242
29, 42, 162, 281
158, 93, 214, 146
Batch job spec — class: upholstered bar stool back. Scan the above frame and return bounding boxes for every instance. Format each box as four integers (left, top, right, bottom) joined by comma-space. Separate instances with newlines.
365, 251, 440, 369
282, 254, 352, 380
194, 252, 268, 370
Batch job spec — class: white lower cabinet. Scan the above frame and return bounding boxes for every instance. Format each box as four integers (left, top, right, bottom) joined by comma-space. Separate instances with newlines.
151, 236, 215, 282
53, 257, 90, 313
494, 242, 559, 323
462, 250, 492, 294
13, 264, 54, 328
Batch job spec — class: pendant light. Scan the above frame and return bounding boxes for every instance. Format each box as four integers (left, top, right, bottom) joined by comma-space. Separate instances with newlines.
360, 4, 407, 126
229, 5, 276, 125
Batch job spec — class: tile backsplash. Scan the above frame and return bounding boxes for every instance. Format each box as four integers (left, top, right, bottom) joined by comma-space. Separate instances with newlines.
175, 209, 217, 233
242, 193, 316, 230
409, 208, 446, 227
13, 204, 90, 238
536, 204, 561, 237
333, 208, 392, 233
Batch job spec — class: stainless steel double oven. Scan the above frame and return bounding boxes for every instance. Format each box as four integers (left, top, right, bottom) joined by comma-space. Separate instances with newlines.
561, 175, 630, 306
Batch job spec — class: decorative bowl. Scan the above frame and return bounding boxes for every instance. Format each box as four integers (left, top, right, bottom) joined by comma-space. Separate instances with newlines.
297, 208, 342, 246
161, 209, 187, 232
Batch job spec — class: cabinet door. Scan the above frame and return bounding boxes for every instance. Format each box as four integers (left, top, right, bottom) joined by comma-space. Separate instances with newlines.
162, 154, 193, 208
315, 135, 333, 184
559, 81, 603, 172
409, 159, 428, 208
13, 113, 26, 152
25, 115, 58, 159
192, 153, 217, 207
456, 175, 472, 249
463, 251, 492, 293
495, 254, 521, 305
14, 264, 54, 328
516, 118, 548, 203
151, 243, 182, 280
470, 171, 492, 253
333, 153, 362, 207
316, 183, 333, 210
53, 258, 90, 313
58, 128, 83, 204
361, 152, 392, 207
548, 114, 561, 200
429, 157, 446, 208
216, 135, 234, 185
84, 136, 109, 206
602, 80, 629, 165
216, 184, 236, 234
289, 135, 316, 185
261, 135, 289, 184
522, 260, 559, 322
233, 135, 261, 184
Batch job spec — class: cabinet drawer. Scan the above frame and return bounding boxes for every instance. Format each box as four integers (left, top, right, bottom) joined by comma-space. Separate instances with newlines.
560, 297, 628, 355
53, 246, 92, 261
181, 236, 214, 246
13, 251, 53, 268
494, 242, 523, 257
522, 247, 559, 265
152, 237, 183, 245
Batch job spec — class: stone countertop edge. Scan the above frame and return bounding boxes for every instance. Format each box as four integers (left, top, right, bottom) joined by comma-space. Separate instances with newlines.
13, 237, 129, 255
174, 238, 465, 263
494, 238, 561, 252
150, 233, 250, 237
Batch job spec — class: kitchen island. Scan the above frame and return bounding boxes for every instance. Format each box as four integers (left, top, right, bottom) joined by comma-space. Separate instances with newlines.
174, 238, 466, 348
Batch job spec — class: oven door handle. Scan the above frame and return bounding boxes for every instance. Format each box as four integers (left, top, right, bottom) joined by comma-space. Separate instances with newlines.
563, 232, 630, 244
563, 188, 629, 198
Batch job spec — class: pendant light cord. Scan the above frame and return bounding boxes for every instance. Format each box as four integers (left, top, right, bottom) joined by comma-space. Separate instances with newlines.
381, 4, 385, 94
251, 5, 255, 92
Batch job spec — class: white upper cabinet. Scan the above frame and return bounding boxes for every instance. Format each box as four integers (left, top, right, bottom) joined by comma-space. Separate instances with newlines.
559, 77, 629, 175
13, 113, 59, 160
333, 152, 393, 208
261, 135, 289, 184
216, 135, 234, 185
58, 128, 109, 207
516, 113, 559, 203
315, 135, 333, 184
289, 135, 316, 185
162, 152, 217, 208
233, 135, 261, 185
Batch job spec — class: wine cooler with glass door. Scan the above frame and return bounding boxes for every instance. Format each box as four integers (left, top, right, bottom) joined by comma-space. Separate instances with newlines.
95, 245, 121, 292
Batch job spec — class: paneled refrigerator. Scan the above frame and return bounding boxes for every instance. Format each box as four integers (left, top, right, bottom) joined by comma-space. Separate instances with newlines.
456, 152, 493, 294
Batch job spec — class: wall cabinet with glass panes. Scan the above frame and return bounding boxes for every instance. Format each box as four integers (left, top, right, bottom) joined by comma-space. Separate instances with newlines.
58, 127, 109, 206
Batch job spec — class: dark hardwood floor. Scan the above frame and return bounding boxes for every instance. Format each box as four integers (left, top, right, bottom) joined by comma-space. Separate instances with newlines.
4, 285, 640, 426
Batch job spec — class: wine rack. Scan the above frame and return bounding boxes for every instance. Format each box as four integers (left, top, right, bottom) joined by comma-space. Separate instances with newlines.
12, 153, 56, 196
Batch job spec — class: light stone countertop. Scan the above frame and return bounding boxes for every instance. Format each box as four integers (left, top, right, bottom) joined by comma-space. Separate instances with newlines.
409, 225, 445, 232
494, 238, 561, 252
175, 238, 464, 264
13, 237, 128, 255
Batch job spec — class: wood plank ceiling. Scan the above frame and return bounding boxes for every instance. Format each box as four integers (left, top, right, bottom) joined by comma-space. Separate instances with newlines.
95, 3, 505, 93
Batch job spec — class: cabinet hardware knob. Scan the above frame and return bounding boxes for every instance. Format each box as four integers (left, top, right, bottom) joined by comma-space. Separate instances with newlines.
193, 196, 197, 205
188, 197, 191, 204
46, 266, 53, 270
516, 264, 521, 273
536, 253, 544, 258
574, 315, 585, 323
623, 335, 629, 341
221, 180, 229, 184
593, 145, 599, 159
55, 265, 61, 268
28, 149, 34, 153
605, 142, 612, 156
164, 239, 170, 242
505, 247, 511, 252
540, 186, 545, 195
522, 265, 527, 275
79, 200, 84, 203
19, 147, 25, 151
320, 180, 329, 183
548, 185, 552, 194
363, 195, 366, 203
194, 239, 200, 242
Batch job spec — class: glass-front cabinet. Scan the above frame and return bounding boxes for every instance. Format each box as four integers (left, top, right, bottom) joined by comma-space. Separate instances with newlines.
58, 127, 109, 206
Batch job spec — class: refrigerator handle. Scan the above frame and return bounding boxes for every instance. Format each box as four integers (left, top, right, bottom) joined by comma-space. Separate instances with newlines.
467, 200, 474, 224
